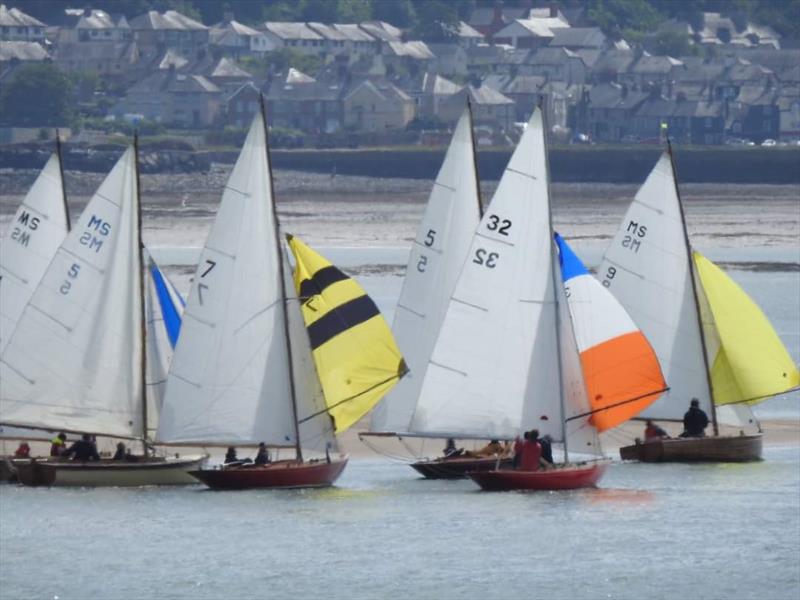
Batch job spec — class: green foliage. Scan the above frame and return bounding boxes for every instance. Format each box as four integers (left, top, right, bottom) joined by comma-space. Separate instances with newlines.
373, 0, 416, 27
646, 29, 692, 56
240, 49, 322, 78
0, 63, 74, 127
409, 0, 460, 41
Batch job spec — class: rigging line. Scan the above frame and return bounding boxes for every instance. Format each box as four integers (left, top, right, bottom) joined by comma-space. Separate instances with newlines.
358, 434, 417, 463
565, 386, 671, 423
297, 372, 403, 424
721, 386, 800, 406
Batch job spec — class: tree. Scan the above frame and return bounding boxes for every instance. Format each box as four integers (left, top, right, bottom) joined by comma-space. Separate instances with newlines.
373, 0, 416, 27
409, 0, 459, 42
0, 64, 74, 127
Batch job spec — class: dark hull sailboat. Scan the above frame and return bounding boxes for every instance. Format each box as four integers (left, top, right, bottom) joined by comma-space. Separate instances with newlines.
410, 456, 513, 479
619, 434, 762, 462
188, 457, 348, 490
468, 460, 609, 491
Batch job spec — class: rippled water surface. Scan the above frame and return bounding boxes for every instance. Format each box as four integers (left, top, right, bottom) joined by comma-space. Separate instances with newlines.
1, 446, 799, 599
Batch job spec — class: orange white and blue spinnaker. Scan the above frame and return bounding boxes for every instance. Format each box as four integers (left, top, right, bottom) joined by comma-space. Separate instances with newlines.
555, 233, 667, 431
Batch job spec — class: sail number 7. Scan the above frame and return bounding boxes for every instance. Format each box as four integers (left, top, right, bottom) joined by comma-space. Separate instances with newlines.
197, 259, 216, 304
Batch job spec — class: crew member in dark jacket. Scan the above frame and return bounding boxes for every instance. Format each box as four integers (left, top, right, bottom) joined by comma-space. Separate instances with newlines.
66, 434, 100, 461
681, 398, 710, 437
254, 442, 271, 466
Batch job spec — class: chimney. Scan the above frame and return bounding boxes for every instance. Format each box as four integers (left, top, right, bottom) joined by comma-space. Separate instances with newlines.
83, 7, 91, 17
550, 3, 558, 18
493, 1, 504, 25
223, 10, 234, 23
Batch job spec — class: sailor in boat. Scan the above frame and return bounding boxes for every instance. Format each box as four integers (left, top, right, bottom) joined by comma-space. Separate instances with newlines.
443, 438, 464, 458
65, 434, 100, 461
254, 443, 271, 466
644, 420, 669, 442
49, 432, 68, 457
465, 439, 505, 458
223, 447, 252, 468
538, 434, 554, 466
680, 399, 710, 438
113, 442, 127, 461
14, 443, 30, 459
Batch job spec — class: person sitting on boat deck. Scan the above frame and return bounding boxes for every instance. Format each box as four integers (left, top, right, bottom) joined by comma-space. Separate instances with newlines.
644, 420, 669, 442
680, 399, 710, 438
224, 446, 252, 467
65, 434, 101, 461
518, 430, 543, 471
254, 442, 271, 466
14, 442, 30, 458
466, 439, 505, 458
443, 438, 464, 458
50, 432, 68, 457
539, 434, 554, 467
113, 442, 126, 461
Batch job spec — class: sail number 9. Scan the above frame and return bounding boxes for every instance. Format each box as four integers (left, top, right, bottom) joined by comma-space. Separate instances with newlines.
486, 215, 512, 235
602, 266, 616, 288
473, 248, 499, 268
59, 263, 81, 295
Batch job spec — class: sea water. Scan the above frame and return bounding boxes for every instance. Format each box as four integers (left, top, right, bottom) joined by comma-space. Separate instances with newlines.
0, 179, 798, 598
1, 446, 798, 599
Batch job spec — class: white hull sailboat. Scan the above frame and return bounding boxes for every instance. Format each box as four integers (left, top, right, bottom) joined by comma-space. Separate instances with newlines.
0, 141, 204, 486
600, 147, 798, 462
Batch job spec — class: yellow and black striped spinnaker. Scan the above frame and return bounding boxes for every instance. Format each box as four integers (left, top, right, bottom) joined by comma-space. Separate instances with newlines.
287, 235, 408, 433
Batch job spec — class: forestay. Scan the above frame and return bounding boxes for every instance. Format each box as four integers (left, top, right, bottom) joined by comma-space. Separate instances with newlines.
0, 148, 144, 438
693, 251, 799, 406
370, 107, 481, 434
0, 153, 69, 354
157, 113, 298, 446
597, 152, 712, 421
409, 108, 567, 441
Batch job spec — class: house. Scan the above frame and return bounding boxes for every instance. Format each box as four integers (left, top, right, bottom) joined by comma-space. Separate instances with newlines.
726, 86, 780, 142
0, 4, 45, 42
621, 53, 684, 88
452, 21, 484, 48
205, 57, 253, 92
427, 43, 469, 77
692, 12, 781, 50
266, 77, 345, 133
262, 22, 324, 55
383, 41, 434, 77
526, 47, 587, 85
408, 72, 460, 120
493, 74, 547, 121
358, 21, 402, 43
0, 40, 48, 65
53, 38, 138, 75
590, 49, 637, 83
493, 19, 555, 49
113, 68, 222, 127
582, 82, 648, 142
210, 17, 273, 57
344, 79, 415, 131
56, 8, 131, 44
549, 27, 610, 51
468, 4, 568, 39
129, 10, 209, 57
331, 24, 377, 56
438, 84, 515, 131
225, 81, 261, 128
307, 22, 350, 55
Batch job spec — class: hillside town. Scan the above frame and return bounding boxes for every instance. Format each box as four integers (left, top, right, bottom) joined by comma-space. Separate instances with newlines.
1, 1, 799, 147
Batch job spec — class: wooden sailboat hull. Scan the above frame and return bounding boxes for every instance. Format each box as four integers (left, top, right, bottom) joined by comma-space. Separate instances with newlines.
410, 456, 513, 479
15, 456, 206, 487
619, 434, 762, 462
468, 461, 610, 491
189, 457, 348, 490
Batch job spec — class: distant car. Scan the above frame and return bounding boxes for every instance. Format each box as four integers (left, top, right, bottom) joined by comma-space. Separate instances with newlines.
761, 139, 777, 146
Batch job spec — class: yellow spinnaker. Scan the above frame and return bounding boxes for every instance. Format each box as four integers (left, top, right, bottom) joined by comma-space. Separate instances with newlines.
694, 251, 799, 405
287, 235, 407, 432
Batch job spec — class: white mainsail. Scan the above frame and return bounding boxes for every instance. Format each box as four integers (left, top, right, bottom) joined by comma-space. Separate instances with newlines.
156, 112, 333, 452
0, 153, 69, 354
370, 107, 481, 434
597, 152, 713, 421
0, 147, 144, 438
409, 107, 588, 445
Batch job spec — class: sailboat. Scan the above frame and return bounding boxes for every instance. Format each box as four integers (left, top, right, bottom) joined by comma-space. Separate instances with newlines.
602, 147, 799, 462
402, 106, 644, 492
156, 105, 405, 490
0, 141, 204, 486
359, 105, 506, 478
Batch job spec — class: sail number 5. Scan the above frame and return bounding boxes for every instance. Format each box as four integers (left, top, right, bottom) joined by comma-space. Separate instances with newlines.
59, 263, 81, 295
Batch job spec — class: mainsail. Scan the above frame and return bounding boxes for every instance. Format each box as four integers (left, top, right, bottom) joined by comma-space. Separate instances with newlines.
0, 147, 144, 438
156, 112, 333, 452
409, 107, 593, 447
597, 152, 712, 421
555, 233, 667, 430
369, 107, 482, 435
287, 235, 407, 433
693, 251, 799, 405
0, 152, 70, 354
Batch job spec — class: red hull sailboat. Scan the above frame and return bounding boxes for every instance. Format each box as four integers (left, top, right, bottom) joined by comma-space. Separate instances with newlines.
468, 461, 609, 491
189, 458, 348, 490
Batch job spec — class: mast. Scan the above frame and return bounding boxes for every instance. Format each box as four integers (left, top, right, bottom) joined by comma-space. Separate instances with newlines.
667, 141, 719, 436
260, 94, 304, 462
55, 130, 71, 231
133, 133, 150, 455
540, 102, 569, 462
465, 97, 484, 218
